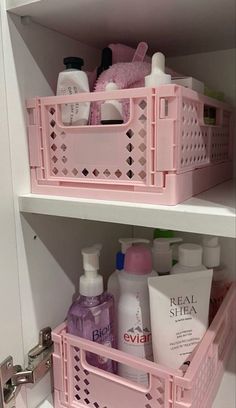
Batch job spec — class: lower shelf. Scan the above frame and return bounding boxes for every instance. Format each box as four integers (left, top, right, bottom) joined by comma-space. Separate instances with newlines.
52, 284, 236, 408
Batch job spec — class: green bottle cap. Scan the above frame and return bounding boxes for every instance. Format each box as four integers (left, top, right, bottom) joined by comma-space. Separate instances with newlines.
153, 228, 174, 239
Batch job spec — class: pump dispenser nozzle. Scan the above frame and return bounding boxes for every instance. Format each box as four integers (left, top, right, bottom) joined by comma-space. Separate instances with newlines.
152, 237, 182, 274
80, 244, 103, 297
145, 52, 171, 87
116, 238, 150, 271
119, 238, 150, 253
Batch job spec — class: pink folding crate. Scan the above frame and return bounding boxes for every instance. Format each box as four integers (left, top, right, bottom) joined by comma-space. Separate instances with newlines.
26, 85, 233, 205
52, 284, 236, 408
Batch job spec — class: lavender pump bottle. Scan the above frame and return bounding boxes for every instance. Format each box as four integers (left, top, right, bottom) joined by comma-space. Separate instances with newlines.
67, 245, 115, 373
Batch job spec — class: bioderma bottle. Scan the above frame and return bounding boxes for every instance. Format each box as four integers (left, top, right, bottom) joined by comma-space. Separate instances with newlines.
67, 244, 115, 373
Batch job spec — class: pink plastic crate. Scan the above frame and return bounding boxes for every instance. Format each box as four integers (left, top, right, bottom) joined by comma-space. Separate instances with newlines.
26, 85, 233, 205
52, 284, 236, 408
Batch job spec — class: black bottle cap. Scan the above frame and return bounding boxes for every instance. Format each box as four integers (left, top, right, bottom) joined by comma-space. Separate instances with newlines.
97, 47, 112, 78
63, 57, 84, 70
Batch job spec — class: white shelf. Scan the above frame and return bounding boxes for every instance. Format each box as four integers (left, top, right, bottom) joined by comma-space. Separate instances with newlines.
19, 180, 236, 238
6, 0, 235, 56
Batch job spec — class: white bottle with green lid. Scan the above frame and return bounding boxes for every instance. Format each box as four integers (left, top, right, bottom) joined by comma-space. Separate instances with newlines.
152, 237, 183, 275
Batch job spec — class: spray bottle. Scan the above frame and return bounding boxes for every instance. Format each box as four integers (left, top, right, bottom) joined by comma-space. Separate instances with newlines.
107, 238, 150, 307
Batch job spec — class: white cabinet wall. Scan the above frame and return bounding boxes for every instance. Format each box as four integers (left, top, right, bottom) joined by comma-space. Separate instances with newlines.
0, 1, 235, 407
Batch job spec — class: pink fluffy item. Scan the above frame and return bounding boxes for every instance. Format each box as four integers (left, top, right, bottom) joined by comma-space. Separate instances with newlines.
90, 61, 151, 125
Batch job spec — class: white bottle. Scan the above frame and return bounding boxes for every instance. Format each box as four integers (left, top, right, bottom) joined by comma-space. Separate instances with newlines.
107, 238, 150, 307
202, 236, 228, 322
117, 245, 157, 385
152, 237, 183, 275
101, 82, 123, 124
171, 243, 207, 274
145, 52, 171, 87
57, 57, 90, 126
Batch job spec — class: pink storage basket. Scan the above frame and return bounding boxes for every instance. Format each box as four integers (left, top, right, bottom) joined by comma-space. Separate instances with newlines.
26, 85, 233, 205
52, 284, 236, 408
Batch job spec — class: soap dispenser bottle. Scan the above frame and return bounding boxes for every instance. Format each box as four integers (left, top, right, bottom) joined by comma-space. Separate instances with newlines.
152, 237, 183, 275
145, 52, 171, 87
107, 238, 150, 307
67, 244, 115, 373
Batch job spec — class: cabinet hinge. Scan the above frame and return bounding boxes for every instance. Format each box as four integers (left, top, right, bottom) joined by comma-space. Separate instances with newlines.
0, 327, 53, 408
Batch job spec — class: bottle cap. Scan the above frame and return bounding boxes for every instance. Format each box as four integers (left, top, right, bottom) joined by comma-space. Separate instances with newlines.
119, 238, 150, 254
63, 57, 84, 70
179, 243, 203, 267
124, 245, 152, 275
153, 238, 182, 273
97, 47, 112, 78
202, 236, 220, 268
145, 52, 171, 87
116, 238, 150, 271
80, 244, 103, 296
153, 228, 174, 239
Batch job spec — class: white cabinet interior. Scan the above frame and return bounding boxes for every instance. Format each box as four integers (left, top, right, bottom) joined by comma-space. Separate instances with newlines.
0, 1, 235, 407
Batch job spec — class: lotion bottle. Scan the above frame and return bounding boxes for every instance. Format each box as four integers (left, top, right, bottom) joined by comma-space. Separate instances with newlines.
57, 56, 90, 126
202, 236, 229, 322
171, 243, 207, 274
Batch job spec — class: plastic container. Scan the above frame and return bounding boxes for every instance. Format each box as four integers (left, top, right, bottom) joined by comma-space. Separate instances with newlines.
67, 244, 115, 373
107, 238, 150, 308
57, 57, 90, 126
52, 283, 236, 408
202, 235, 230, 322
117, 245, 156, 384
26, 84, 233, 205
152, 237, 182, 275
171, 243, 207, 274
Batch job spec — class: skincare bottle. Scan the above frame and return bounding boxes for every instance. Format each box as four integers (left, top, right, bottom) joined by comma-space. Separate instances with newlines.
107, 238, 150, 308
152, 237, 182, 275
100, 82, 123, 124
117, 245, 157, 385
67, 244, 115, 373
57, 56, 90, 126
153, 228, 179, 265
171, 243, 207, 274
97, 47, 113, 79
145, 52, 171, 87
202, 236, 229, 322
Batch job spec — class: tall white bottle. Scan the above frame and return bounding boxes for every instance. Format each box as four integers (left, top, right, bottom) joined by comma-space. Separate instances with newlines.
57, 56, 90, 126
107, 238, 150, 308
117, 245, 157, 385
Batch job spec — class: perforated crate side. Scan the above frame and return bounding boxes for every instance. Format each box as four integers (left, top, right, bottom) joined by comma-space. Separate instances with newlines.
155, 85, 233, 175
172, 283, 236, 408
